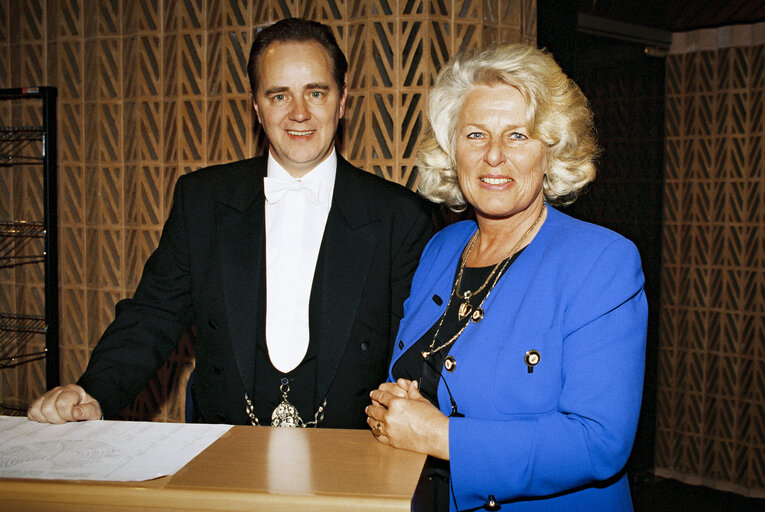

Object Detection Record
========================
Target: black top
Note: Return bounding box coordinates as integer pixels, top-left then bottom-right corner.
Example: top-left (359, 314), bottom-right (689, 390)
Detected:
top-left (392, 250), bottom-right (523, 407)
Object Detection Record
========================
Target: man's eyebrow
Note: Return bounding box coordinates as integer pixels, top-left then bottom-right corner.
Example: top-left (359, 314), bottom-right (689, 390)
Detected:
top-left (263, 86), bottom-right (289, 95)
top-left (263, 84), bottom-right (330, 95)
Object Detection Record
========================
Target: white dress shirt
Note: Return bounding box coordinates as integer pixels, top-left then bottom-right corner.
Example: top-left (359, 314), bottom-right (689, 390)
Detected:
top-left (263, 150), bottom-right (336, 373)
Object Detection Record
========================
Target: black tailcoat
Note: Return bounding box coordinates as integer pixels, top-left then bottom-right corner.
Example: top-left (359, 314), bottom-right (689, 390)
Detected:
top-left (78, 156), bottom-right (433, 428)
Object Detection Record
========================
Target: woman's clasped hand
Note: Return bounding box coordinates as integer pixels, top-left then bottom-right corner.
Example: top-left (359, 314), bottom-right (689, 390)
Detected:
top-left (366, 379), bottom-right (450, 460)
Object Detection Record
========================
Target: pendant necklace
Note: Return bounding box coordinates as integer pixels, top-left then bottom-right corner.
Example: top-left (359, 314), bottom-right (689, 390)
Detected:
top-left (422, 204), bottom-right (546, 360)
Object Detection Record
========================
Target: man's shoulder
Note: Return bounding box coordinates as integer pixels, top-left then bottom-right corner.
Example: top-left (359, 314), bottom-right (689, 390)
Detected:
top-left (179, 157), bottom-right (264, 186)
top-left (337, 159), bottom-right (430, 210)
top-left (172, 158), bottom-right (265, 210)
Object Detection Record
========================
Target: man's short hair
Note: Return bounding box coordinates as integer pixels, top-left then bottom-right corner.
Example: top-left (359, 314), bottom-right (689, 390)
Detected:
top-left (247, 18), bottom-right (348, 95)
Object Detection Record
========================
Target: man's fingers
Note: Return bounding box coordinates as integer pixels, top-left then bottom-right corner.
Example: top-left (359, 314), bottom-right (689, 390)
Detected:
top-left (73, 402), bottom-right (102, 421)
top-left (35, 388), bottom-right (67, 423)
top-left (27, 384), bottom-right (100, 424)
top-left (51, 388), bottom-right (85, 422)
top-left (27, 394), bottom-right (46, 422)
top-left (26, 402), bottom-right (46, 422)
top-left (58, 388), bottom-right (84, 407)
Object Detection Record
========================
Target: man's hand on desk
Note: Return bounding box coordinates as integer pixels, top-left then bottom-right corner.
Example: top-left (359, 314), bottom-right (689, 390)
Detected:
top-left (27, 384), bottom-right (103, 424)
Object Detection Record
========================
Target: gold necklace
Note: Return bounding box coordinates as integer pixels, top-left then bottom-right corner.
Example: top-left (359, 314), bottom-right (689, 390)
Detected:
top-left (421, 204), bottom-right (546, 360)
top-left (455, 204), bottom-right (547, 321)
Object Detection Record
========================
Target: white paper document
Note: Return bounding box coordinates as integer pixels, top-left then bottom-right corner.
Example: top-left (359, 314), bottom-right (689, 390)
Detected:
top-left (0, 415), bottom-right (232, 481)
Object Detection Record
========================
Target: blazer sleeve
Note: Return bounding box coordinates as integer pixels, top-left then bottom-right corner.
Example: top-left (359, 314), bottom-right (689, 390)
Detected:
top-left (448, 237), bottom-right (648, 509)
top-left (77, 176), bottom-right (195, 418)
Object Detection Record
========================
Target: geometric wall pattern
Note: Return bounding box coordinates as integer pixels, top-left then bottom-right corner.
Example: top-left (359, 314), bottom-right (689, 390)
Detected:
top-left (0, 0), bottom-right (536, 422)
top-left (656, 27), bottom-right (765, 496)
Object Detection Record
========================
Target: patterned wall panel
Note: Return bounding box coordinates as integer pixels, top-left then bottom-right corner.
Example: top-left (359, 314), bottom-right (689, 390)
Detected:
top-left (1, 0), bottom-right (536, 421)
top-left (50, 0), bottom-right (88, 387)
top-left (657, 26), bottom-right (765, 496)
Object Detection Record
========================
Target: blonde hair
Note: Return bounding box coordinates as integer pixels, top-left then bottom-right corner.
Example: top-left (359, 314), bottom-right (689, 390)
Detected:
top-left (417, 44), bottom-right (598, 211)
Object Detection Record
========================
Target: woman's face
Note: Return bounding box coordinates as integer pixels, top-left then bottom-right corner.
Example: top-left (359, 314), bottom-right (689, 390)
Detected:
top-left (454, 84), bottom-right (547, 222)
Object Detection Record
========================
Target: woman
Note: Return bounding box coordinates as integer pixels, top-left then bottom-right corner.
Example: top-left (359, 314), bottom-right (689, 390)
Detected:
top-left (365, 44), bottom-right (648, 511)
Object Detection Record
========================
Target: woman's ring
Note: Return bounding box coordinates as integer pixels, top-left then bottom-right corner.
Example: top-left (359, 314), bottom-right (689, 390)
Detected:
top-left (374, 422), bottom-right (384, 435)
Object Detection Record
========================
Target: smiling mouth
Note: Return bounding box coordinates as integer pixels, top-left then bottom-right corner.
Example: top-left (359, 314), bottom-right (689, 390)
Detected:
top-left (481, 177), bottom-right (512, 185)
top-left (287, 130), bottom-right (315, 136)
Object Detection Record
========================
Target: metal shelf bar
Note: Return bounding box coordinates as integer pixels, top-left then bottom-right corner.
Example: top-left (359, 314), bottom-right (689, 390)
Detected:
top-left (42, 86), bottom-right (59, 389)
top-left (0, 314), bottom-right (47, 369)
top-left (0, 220), bottom-right (45, 237)
top-left (0, 403), bottom-right (27, 416)
top-left (0, 126), bottom-right (45, 138)
top-left (0, 86), bottom-right (59, 391)
top-left (0, 221), bottom-right (46, 266)
top-left (0, 125), bottom-right (45, 163)
top-left (0, 351), bottom-right (47, 369)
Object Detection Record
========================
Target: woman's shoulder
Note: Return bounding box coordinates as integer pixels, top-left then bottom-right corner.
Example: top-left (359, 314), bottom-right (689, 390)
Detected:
top-left (537, 207), bottom-right (643, 285)
top-left (417, 220), bottom-right (476, 262)
top-left (544, 206), bottom-right (638, 254)
top-left (437, 219), bottom-right (477, 236)
top-left (430, 220), bottom-right (477, 245)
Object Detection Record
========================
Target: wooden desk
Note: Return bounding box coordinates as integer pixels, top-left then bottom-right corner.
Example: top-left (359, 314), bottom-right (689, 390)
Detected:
top-left (0, 426), bottom-right (426, 512)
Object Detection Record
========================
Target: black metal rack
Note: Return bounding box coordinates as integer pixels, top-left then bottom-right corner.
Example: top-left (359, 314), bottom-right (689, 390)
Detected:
top-left (0, 87), bottom-right (58, 413)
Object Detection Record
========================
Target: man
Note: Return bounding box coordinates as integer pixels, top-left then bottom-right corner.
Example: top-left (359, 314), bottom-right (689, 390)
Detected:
top-left (27, 18), bottom-right (432, 428)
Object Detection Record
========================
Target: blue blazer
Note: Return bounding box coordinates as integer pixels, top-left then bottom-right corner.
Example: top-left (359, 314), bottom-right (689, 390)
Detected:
top-left (389, 206), bottom-right (647, 511)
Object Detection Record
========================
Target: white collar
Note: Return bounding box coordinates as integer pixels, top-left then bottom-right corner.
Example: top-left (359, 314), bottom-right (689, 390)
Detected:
top-left (266, 148), bottom-right (337, 205)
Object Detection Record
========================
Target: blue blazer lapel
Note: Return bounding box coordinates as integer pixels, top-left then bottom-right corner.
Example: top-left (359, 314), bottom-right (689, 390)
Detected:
top-left (216, 158), bottom-right (266, 398)
top-left (388, 223), bottom-right (475, 380)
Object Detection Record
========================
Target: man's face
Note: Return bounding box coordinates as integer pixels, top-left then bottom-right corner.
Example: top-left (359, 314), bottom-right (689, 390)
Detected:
top-left (253, 41), bottom-right (347, 178)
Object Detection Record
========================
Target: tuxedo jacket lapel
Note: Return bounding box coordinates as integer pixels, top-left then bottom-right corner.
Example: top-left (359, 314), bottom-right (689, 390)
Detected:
top-left (313, 157), bottom-right (380, 399)
top-left (216, 159), bottom-right (266, 398)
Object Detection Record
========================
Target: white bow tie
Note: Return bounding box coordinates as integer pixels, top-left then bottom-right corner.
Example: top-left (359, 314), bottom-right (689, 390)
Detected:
top-left (263, 177), bottom-right (321, 204)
